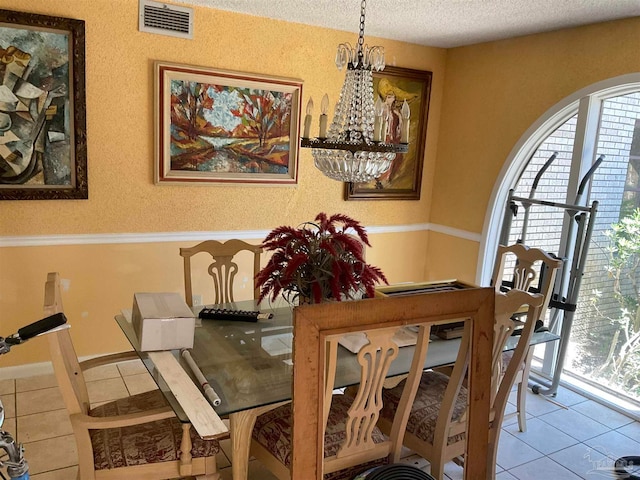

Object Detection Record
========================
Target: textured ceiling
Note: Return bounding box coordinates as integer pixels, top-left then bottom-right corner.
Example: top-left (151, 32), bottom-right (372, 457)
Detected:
top-left (173, 0), bottom-right (640, 48)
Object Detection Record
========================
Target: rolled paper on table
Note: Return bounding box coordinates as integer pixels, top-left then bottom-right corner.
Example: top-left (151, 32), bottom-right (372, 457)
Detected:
top-left (181, 349), bottom-right (221, 406)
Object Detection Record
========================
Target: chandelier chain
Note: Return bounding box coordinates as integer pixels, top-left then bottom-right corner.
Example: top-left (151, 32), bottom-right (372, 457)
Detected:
top-left (358, 0), bottom-right (366, 52)
top-left (300, 0), bottom-right (409, 183)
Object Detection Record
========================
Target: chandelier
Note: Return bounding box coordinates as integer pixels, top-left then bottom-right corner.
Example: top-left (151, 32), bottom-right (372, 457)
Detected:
top-left (300, 0), bottom-right (409, 183)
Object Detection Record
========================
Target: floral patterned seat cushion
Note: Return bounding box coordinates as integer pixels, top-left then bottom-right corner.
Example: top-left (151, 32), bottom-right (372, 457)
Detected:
top-left (88, 389), bottom-right (220, 470)
top-left (381, 371), bottom-right (467, 446)
top-left (501, 350), bottom-right (526, 376)
top-left (252, 393), bottom-right (387, 479)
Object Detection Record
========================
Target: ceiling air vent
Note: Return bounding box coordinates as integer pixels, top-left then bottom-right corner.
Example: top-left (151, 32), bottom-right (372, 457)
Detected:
top-left (139, 0), bottom-right (193, 39)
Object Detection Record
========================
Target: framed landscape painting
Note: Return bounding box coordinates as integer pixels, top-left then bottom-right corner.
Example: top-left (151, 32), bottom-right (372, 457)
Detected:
top-left (0, 9), bottom-right (87, 200)
top-left (345, 66), bottom-right (432, 201)
top-left (155, 62), bottom-right (302, 185)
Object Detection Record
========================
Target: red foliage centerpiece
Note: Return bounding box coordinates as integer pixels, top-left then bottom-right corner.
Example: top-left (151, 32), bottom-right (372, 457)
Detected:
top-left (256, 213), bottom-right (388, 304)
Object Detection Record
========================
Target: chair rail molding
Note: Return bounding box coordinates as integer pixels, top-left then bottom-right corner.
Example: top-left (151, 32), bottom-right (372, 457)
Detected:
top-left (0, 223), bottom-right (454, 247)
top-left (428, 223), bottom-right (482, 243)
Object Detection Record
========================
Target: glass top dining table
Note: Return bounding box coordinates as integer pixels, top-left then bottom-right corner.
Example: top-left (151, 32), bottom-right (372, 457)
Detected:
top-left (115, 298), bottom-right (559, 422)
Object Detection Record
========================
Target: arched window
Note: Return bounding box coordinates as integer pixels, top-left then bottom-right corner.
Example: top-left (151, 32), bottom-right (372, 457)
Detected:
top-left (480, 74), bottom-right (640, 408)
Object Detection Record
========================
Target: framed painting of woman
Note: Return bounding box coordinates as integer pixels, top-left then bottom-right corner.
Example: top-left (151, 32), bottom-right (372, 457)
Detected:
top-left (345, 66), bottom-right (432, 201)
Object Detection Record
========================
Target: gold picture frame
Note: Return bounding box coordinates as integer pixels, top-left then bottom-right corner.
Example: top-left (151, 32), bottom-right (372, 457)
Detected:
top-left (155, 61), bottom-right (302, 186)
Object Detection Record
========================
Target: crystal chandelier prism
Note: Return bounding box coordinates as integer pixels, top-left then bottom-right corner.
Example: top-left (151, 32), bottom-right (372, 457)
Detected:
top-left (300, 0), bottom-right (408, 183)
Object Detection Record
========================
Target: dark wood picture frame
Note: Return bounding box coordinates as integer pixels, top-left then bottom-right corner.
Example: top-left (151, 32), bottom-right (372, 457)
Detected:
top-left (345, 66), bottom-right (432, 201)
top-left (0, 9), bottom-right (87, 200)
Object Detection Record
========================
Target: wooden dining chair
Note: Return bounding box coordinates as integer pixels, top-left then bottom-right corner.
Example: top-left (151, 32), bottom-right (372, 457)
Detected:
top-left (491, 242), bottom-right (562, 431)
top-left (180, 239), bottom-right (263, 306)
top-left (249, 319), bottom-right (432, 479)
top-left (377, 289), bottom-right (544, 480)
top-left (44, 272), bottom-right (222, 480)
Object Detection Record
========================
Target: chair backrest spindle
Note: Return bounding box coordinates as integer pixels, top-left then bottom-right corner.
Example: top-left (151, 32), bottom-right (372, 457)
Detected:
top-left (491, 243), bottom-right (562, 321)
top-left (318, 319), bottom-right (436, 475)
top-left (491, 291), bottom-right (543, 401)
top-left (334, 328), bottom-right (400, 458)
top-left (180, 239), bottom-right (263, 306)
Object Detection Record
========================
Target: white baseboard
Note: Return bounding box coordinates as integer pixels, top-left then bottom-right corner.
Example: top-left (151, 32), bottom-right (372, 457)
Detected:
top-left (0, 361), bottom-right (54, 380)
top-left (0, 353), bottom-right (127, 380)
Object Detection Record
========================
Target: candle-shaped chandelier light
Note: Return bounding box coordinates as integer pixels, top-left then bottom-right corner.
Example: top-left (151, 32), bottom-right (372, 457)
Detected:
top-left (300, 0), bottom-right (409, 183)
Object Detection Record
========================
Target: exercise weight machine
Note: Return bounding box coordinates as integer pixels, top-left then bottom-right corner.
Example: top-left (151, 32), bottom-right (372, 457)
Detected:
top-left (498, 153), bottom-right (603, 397)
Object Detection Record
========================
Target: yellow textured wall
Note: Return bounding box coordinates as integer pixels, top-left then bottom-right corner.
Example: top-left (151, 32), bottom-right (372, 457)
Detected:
top-left (0, 0), bottom-right (445, 235)
top-left (0, 230), bottom-right (429, 367)
top-left (428, 17), bottom-right (640, 279)
top-left (0, 0), bottom-right (444, 367)
top-left (426, 232), bottom-right (478, 285)
top-left (6, 1), bottom-right (638, 370)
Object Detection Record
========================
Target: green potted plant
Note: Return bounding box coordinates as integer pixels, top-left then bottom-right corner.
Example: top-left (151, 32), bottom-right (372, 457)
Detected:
top-left (256, 213), bottom-right (388, 304)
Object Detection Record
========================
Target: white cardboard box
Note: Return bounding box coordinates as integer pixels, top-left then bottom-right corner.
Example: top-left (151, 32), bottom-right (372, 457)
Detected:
top-left (132, 292), bottom-right (195, 351)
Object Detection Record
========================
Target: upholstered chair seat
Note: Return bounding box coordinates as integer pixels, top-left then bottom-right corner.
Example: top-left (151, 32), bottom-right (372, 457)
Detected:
top-left (88, 389), bottom-right (220, 470)
top-left (381, 371), bottom-right (467, 446)
top-left (45, 272), bottom-right (223, 479)
top-left (501, 350), bottom-right (523, 375)
top-left (252, 393), bottom-right (387, 479)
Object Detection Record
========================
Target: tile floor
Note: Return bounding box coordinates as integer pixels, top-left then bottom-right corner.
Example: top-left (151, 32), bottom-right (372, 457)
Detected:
top-left (0, 359), bottom-right (638, 479)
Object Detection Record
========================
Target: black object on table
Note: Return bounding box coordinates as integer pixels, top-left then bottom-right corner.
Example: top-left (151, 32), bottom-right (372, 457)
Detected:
top-left (198, 307), bottom-right (273, 322)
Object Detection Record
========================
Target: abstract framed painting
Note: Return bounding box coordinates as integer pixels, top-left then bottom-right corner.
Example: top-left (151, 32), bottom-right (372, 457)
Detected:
top-left (155, 61), bottom-right (302, 186)
top-left (345, 66), bottom-right (432, 201)
top-left (0, 9), bottom-right (87, 200)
